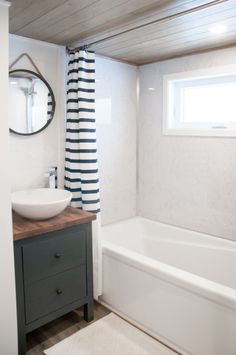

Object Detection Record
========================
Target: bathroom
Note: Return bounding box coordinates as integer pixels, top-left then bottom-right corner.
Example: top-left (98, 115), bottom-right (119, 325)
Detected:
top-left (1, 0), bottom-right (236, 354)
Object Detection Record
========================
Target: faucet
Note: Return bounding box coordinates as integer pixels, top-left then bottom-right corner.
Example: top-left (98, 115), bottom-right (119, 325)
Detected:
top-left (47, 167), bottom-right (58, 188)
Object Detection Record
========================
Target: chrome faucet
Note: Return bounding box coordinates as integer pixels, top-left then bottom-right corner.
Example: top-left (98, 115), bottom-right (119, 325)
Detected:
top-left (47, 167), bottom-right (58, 188)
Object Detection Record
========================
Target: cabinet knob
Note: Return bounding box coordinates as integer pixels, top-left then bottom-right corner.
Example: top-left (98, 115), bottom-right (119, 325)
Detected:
top-left (56, 288), bottom-right (62, 295)
top-left (55, 253), bottom-right (62, 258)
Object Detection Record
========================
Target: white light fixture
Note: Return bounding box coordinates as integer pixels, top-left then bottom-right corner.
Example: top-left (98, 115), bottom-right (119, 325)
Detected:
top-left (10, 81), bottom-right (17, 85)
top-left (209, 25), bottom-right (227, 35)
top-left (148, 87), bottom-right (156, 91)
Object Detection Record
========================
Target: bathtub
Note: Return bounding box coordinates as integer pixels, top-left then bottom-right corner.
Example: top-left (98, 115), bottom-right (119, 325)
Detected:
top-left (100, 217), bottom-right (236, 355)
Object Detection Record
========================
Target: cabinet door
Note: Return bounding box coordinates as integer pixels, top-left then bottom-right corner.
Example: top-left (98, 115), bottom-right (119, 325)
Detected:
top-left (23, 225), bottom-right (86, 283)
top-left (25, 265), bottom-right (87, 323)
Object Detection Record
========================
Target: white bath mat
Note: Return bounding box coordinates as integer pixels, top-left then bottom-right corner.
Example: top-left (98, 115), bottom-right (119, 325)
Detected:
top-left (44, 313), bottom-right (175, 355)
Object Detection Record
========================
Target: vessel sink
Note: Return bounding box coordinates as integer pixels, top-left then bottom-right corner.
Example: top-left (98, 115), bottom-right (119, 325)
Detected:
top-left (11, 188), bottom-right (72, 220)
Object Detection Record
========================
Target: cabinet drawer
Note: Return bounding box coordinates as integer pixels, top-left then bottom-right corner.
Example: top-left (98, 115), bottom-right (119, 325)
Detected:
top-left (23, 226), bottom-right (86, 283)
top-left (25, 265), bottom-right (87, 324)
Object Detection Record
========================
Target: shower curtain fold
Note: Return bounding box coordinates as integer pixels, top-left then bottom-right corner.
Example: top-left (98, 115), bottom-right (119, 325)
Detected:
top-left (64, 49), bottom-right (102, 299)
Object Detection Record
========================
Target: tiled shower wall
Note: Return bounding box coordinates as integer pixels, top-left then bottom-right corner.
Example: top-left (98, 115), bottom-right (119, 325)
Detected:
top-left (96, 57), bottom-right (137, 225)
top-left (10, 34), bottom-right (236, 239)
top-left (137, 46), bottom-right (236, 242)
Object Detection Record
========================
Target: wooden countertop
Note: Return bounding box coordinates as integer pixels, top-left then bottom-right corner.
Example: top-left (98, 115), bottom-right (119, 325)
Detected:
top-left (13, 206), bottom-right (96, 241)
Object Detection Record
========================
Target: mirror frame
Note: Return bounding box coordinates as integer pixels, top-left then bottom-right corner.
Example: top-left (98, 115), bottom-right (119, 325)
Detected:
top-left (9, 69), bottom-right (56, 136)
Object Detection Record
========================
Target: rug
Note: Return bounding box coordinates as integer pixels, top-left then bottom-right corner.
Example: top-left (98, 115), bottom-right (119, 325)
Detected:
top-left (44, 313), bottom-right (175, 355)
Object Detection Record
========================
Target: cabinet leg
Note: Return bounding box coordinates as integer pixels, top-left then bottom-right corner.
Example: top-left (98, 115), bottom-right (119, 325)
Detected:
top-left (18, 334), bottom-right (26, 355)
top-left (84, 301), bottom-right (94, 322)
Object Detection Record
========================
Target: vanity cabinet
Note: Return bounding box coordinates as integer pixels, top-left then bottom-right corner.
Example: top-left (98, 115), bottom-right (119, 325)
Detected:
top-left (13, 207), bottom-right (96, 355)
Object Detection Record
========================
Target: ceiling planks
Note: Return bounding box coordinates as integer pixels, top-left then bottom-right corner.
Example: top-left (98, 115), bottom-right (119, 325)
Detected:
top-left (10, 0), bottom-right (164, 41)
top-left (10, 0), bottom-right (68, 31)
top-left (9, 0), bottom-right (236, 65)
top-left (89, 2), bottom-right (236, 52)
top-left (46, 0), bottom-right (208, 45)
top-left (97, 12), bottom-right (236, 59)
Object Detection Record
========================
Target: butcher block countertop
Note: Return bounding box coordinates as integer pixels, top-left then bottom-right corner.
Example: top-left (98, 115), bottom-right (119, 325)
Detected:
top-left (13, 206), bottom-right (96, 241)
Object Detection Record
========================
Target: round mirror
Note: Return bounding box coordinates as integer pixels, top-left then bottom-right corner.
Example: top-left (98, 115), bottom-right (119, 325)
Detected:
top-left (9, 69), bottom-right (56, 136)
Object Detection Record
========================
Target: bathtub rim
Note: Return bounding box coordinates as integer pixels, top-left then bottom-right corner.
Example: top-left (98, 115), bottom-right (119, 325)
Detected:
top-left (102, 241), bottom-right (236, 312)
top-left (102, 216), bottom-right (236, 248)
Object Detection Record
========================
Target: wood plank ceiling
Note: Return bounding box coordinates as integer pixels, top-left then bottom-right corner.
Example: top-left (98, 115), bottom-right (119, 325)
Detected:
top-left (9, 0), bottom-right (236, 65)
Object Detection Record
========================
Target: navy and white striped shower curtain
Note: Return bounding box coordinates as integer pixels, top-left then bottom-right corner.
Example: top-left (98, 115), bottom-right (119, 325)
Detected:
top-left (64, 49), bottom-right (102, 298)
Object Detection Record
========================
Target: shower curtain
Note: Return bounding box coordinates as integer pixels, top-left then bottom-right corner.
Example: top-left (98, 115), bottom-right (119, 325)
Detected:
top-left (64, 49), bottom-right (102, 299)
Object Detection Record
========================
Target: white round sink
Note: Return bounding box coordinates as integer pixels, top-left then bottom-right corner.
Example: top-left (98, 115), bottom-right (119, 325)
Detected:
top-left (12, 188), bottom-right (72, 220)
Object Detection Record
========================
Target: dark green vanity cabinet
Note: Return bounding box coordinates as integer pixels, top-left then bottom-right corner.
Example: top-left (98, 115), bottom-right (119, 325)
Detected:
top-left (13, 208), bottom-right (95, 355)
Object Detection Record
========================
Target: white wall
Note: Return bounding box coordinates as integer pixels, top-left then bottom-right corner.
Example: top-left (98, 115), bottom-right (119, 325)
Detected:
top-left (138, 46), bottom-right (236, 242)
top-left (9, 35), bottom-right (137, 225)
top-left (9, 36), bottom-right (236, 240)
top-left (0, 3), bottom-right (18, 354)
top-left (9, 35), bottom-right (66, 190)
top-left (96, 56), bottom-right (137, 225)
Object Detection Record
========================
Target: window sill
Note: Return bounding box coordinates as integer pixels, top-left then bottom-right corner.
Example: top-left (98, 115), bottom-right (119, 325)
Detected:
top-left (162, 128), bottom-right (236, 137)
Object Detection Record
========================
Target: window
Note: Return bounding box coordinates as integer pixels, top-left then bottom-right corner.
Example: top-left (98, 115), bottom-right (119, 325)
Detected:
top-left (163, 66), bottom-right (236, 137)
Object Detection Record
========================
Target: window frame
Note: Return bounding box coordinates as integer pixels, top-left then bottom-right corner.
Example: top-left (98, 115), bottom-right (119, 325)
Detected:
top-left (163, 65), bottom-right (236, 137)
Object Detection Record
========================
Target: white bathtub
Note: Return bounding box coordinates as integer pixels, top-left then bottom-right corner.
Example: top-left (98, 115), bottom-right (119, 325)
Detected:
top-left (100, 217), bottom-right (236, 355)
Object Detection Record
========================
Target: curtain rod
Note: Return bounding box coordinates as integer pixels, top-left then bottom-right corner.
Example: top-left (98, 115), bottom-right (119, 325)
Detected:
top-left (66, 0), bottom-right (229, 54)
